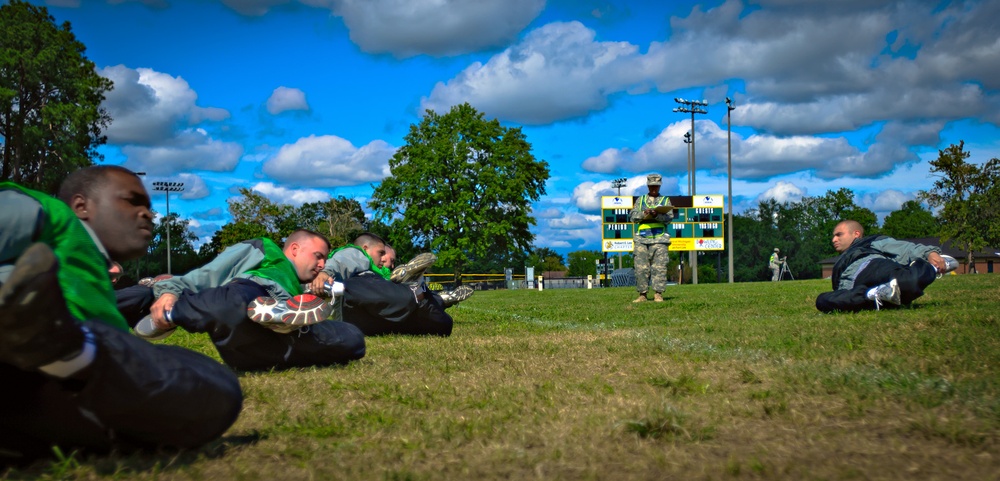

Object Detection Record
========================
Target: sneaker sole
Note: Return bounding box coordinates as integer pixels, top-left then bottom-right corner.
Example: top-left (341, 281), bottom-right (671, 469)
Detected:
top-left (283, 294), bottom-right (332, 326)
top-left (390, 253), bottom-right (437, 283)
top-left (247, 296), bottom-right (280, 323)
top-left (248, 295), bottom-right (332, 331)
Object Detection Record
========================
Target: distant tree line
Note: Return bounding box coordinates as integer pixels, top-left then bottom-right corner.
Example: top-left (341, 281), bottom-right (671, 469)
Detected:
top-left (5, 3), bottom-right (996, 285)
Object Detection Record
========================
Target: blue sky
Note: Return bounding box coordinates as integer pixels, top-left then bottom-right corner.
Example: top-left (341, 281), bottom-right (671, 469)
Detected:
top-left (28, 0), bottom-right (1000, 254)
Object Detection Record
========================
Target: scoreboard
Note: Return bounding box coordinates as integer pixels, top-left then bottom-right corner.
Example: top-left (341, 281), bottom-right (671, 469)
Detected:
top-left (600, 194), bottom-right (725, 253)
top-left (667, 194), bottom-right (725, 251)
top-left (600, 196), bottom-right (634, 252)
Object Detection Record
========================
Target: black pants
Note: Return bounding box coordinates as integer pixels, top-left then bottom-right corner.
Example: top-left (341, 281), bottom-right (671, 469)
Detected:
top-left (342, 275), bottom-right (452, 336)
top-left (816, 258), bottom-right (938, 313)
top-left (116, 280), bottom-right (366, 371)
top-left (0, 321), bottom-right (242, 461)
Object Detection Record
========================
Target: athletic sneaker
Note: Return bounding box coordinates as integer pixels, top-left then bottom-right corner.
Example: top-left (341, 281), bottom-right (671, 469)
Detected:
top-left (390, 252), bottom-right (437, 283)
top-left (870, 278), bottom-right (901, 310)
top-left (940, 254), bottom-right (960, 275)
top-left (439, 285), bottom-right (474, 308)
top-left (134, 311), bottom-right (177, 341)
top-left (0, 243), bottom-right (85, 370)
top-left (247, 294), bottom-right (333, 334)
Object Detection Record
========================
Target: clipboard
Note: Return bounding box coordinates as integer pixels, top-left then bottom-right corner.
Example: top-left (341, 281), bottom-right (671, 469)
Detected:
top-left (653, 205), bottom-right (673, 214)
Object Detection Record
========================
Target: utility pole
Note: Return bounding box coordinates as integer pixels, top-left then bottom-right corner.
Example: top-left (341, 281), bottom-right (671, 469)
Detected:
top-left (673, 98), bottom-right (708, 284)
top-left (726, 97), bottom-right (735, 283)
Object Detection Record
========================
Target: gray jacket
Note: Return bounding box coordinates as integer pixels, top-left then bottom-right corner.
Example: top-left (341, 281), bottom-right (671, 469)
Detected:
top-left (152, 239), bottom-right (299, 301)
top-left (835, 236), bottom-right (940, 290)
top-left (322, 246), bottom-right (374, 281)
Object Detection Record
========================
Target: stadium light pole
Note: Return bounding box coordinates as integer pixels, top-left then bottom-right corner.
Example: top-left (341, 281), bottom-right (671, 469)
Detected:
top-left (152, 181), bottom-right (184, 275)
top-left (682, 131), bottom-right (692, 196)
top-left (725, 97), bottom-right (735, 284)
top-left (611, 177), bottom-right (627, 196)
top-left (674, 98), bottom-right (708, 284)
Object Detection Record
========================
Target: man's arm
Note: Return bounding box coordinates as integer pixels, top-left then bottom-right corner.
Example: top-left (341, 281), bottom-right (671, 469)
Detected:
top-left (147, 241), bottom-right (266, 327)
top-left (872, 237), bottom-right (942, 268)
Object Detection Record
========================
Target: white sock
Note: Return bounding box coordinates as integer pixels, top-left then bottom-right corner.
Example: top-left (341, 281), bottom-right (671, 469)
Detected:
top-left (38, 326), bottom-right (96, 379)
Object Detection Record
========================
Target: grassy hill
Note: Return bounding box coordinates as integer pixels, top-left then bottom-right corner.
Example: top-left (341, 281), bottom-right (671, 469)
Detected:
top-left (6, 275), bottom-right (999, 480)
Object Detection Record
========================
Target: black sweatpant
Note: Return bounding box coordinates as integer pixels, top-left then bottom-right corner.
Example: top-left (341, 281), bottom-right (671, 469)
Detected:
top-left (816, 258), bottom-right (938, 313)
top-left (342, 275), bottom-right (453, 336)
top-left (116, 280), bottom-right (366, 371)
top-left (0, 321), bottom-right (242, 461)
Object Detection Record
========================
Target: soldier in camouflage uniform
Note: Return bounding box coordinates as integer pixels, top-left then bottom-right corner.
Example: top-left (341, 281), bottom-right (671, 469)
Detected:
top-left (630, 173), bottom-right (672, 302)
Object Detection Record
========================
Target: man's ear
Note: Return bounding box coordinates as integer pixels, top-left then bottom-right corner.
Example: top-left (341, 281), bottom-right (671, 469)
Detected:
top-left (68, 194), bottom-right (90, 220)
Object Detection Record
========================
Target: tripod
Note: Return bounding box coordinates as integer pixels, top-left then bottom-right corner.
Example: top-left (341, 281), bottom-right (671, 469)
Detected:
top-left (779, 260), bottom-right (795, 280)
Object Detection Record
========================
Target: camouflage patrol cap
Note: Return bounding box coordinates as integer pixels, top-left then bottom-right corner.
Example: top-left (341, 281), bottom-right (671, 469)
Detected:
top-left (774, 247), bottom-right (780, 252)
top-left (646, 173), bottom-right (662, 186)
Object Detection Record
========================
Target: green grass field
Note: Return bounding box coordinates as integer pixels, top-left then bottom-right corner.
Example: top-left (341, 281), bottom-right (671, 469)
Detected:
top-left (6, 275), bottom-right (999, 480)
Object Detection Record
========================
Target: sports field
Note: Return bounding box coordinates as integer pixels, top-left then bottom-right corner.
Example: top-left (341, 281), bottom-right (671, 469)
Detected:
top-left (6, 275), bottom-right (999, 480)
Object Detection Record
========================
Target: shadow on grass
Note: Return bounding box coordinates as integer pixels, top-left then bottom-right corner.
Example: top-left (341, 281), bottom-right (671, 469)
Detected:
top-left (1, 431), bottom-right (264, 479)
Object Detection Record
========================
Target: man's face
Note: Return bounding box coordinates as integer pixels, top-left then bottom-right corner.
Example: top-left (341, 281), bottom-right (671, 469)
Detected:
top-left (648, 184), bottom-right (661, 196)
top-left (381, 247), bottom-right (397, 270)
top-left (288, 236), bottom-right (330, 282)
top-left (79, 171), bottom-right (154, 262)
top-left (363, 241), bottom-right (387, 268)
top-left (831, 223), bottom-right (860, 253)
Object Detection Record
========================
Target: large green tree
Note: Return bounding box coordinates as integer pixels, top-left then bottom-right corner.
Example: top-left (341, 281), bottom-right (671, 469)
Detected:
top-left (919, 141), bottom-right (1000, 269)
top-left (881, 200), bottom-right (939, 239)
top-left (0, 0), bottom-right (113, 193)
top-left (567, 250), bottom-right (603, 277)
top-left (203, 188), bottom-right (369, 258)
top-left (370, 103), bottom-right (549, 284)
top-left (525, 247), bottom-right (566, 273)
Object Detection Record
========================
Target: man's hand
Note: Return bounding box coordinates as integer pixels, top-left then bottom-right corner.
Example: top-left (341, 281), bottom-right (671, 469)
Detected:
top-left (310, 271), bottom-right (332, 295)
top-left (149, 292), bottom-right (178, 330)
top-left (926, 252), bottom-right (947, 273)
top-left (643, 208), bottom-right (656, 218)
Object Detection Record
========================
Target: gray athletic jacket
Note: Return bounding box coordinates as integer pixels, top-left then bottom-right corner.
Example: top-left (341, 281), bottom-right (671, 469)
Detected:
top-left (152, 238), bottom-right (302, 302)
top-left (835, 236), bottom-right (940, 290)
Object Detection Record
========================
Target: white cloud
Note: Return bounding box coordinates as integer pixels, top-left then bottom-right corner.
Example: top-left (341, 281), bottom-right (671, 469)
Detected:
top-left (99, 65), bottom-right (244, 176)
top-left (757, 181), bottom-right (805, 204)
top-left (250, 181), bottom-right (331, 206)
top-left (218, 0), bottom-right (542, 57)
top-left (262, 135), bottom-right (395, 187)
top-left (421, 21), bottom-right (642, 124)
top-left (122, 129), bottom-right (244, 175)
top-left (570, 175), bottom-right (680, 214)
top-left (334, 0), bottom-right (544, 58)
top-left (865, 189), bottom-right (913, 213)
top-left (266, 87), bottom-right (309, 115)
top-left (100, 65), bottom-right (230, 145)
top-left (535, 208), bottom-right (563, 219)
top-left (548, 212), bottom-right (597, 230)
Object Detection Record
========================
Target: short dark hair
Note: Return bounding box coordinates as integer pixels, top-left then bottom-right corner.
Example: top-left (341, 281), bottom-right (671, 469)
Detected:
top-left (285, 229), bottom-right (331, 251)
top-left (353, 232), bottom-right (386, 247)
top-left (57, 165), bottom-right (141, 204)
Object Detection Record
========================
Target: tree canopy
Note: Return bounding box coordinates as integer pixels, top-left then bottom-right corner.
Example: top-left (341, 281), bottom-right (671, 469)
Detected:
top-left (881, 200), bottom-right (939, 239)
top-left (919, 141), bottom-right (1000, 268)
top-left (370, 103), bottom-right (549, 284)
top-left (203, 188), bottom-right (366, 257)
top-left (0, 0), bottom-right (113, 194)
